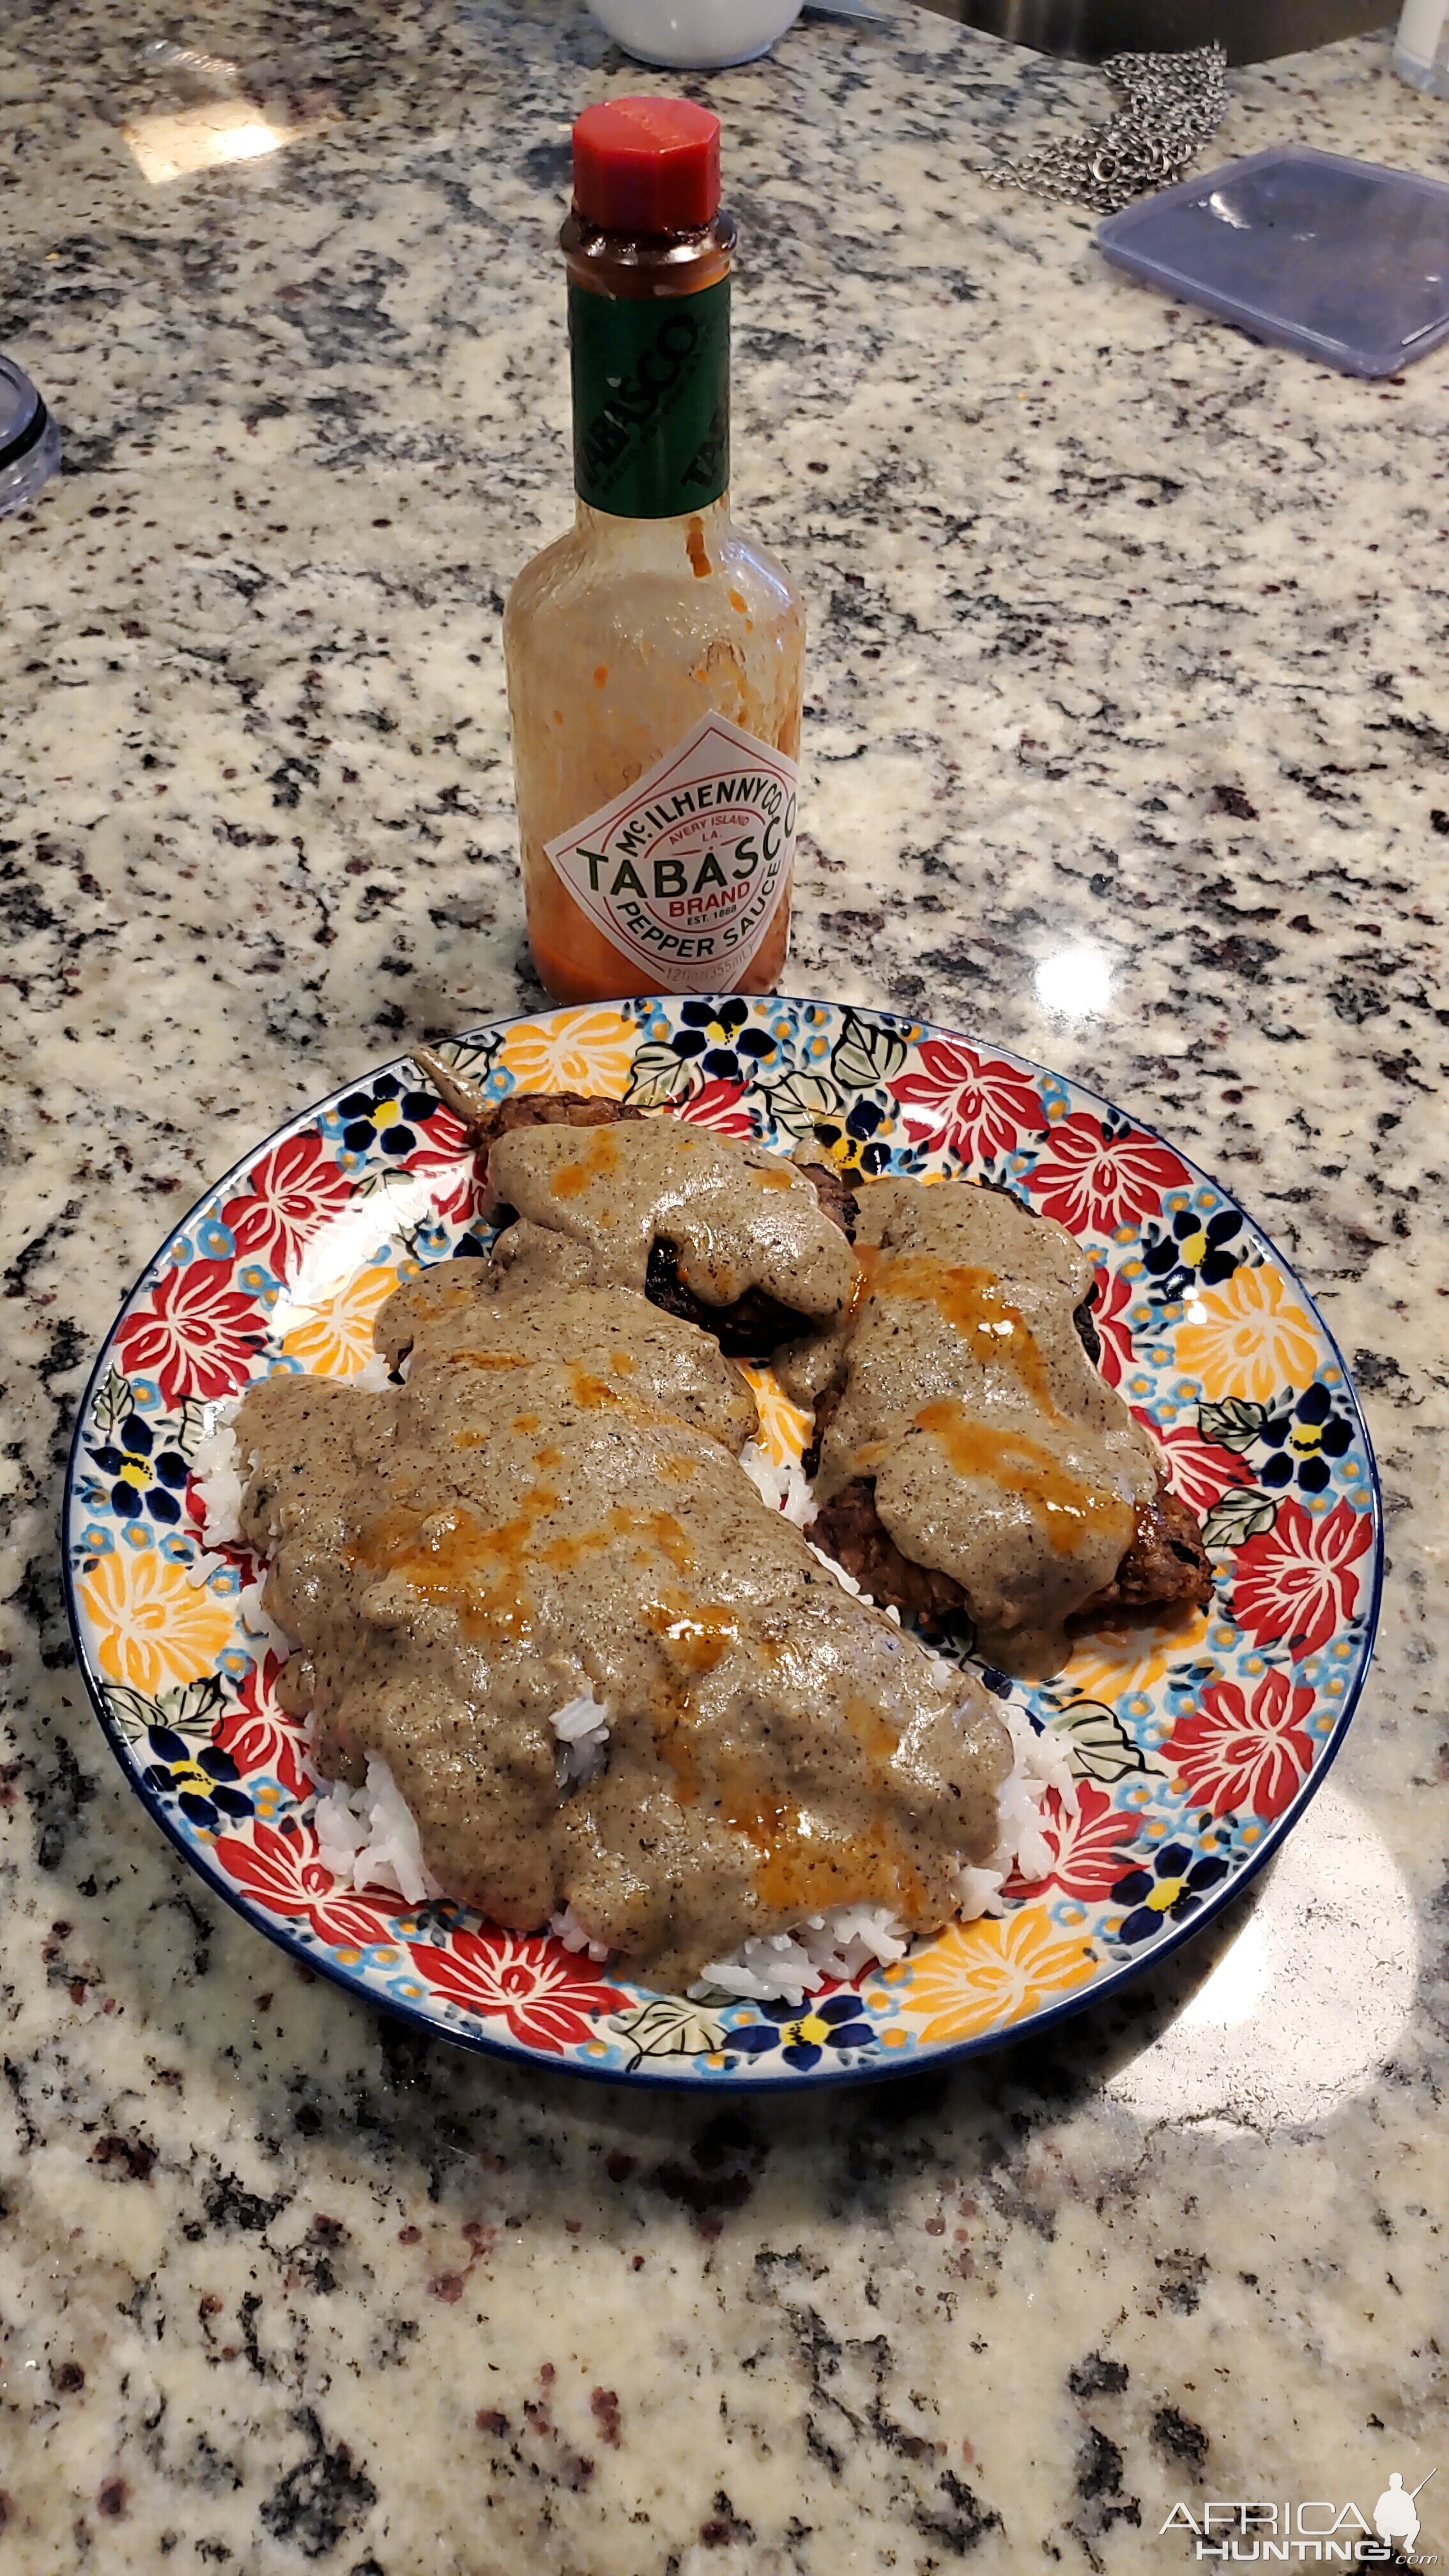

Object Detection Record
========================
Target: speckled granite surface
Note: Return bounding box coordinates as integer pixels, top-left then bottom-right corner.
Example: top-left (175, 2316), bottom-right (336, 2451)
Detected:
top-left (0, 4), bottom-right (1445, 2569)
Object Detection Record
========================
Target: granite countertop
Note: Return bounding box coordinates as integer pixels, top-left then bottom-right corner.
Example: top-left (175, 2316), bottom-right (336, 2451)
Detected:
top-left (1, 2), bottom-right (1445, 2568)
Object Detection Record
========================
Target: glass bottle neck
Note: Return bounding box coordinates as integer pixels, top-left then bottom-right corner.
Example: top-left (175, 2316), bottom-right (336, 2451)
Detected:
top-left (561, 211), bottom-right (734, 301)
top-left (563, 215), bottom-right (733, 525)
top-left (570, 491), bottom-right (733, 565)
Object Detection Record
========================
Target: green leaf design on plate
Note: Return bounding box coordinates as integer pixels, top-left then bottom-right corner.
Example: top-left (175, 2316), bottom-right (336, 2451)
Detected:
top-left (175, 1393), bottom-right (213, 1461)
top-left (831, 1010), bottom-right (909, 1094)
top-left (108, 1675), bottom-right (227, 1757)
top-left (349, 1169), bottom-right (438, 1259)
top-left (427, 1038), bottom-right (500, 1087)
top-left (1197, 1395), bottom-right (1271, 1453)
top-left (608, 1995), bottom-right (726, 2070)
top-left (1052, 1700), bottom-right (1162, 1785)
top-left (1200, 1485), bottom-right (1278, 1551)
top-left (103, 1683), bottom-right (160, 1742)
top-left (155, 1675), bottom-right (227, 1742)
top-left (756, 1066), bottom-right (840, 1140)
top-left (92, 1369), bottom-right (130, 1440)
top-left (624, 1039), bottom-right (700, 1110)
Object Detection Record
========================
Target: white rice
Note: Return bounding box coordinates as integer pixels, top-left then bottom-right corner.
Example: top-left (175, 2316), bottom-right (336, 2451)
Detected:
top-left (313, 1755), bottom-right (443, 1905)
top-left (190, 1417), bottom-right (296, 1657)
top-left (188, 1369), bottom-right (1076, 1999)
top-left (992, 1700), bottom-right (1070, 1883)
top-left (549, 1689), bottom-right (610, 1788)
top-left (696, 1907), bottom-right (913, 2007)
top-left (236, 1577), bottom-right (294, 1662)
top-left (190, 1406), bottom-right (247, 1548)
top-left (549, 1903), bottom-right (611, 1963)
top-left (739, 1438), bottom-right (815, 1529)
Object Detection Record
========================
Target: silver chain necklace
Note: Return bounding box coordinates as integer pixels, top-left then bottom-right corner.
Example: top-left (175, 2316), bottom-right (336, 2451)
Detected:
top-left (985, 44), bottom-right (1230, 214)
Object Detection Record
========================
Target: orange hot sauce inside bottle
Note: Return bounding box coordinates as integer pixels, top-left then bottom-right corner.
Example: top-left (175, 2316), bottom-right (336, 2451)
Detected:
top-left (503, 97), bottom-right (805, 1005)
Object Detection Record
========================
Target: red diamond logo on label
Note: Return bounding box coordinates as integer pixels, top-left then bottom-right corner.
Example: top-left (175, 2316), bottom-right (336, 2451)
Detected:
top-left (543, 712), bottom-right (798, 993)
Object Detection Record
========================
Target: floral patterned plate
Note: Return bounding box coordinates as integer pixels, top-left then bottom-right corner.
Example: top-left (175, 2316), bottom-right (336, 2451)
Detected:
top-left (63, 998), bottom-right (1381, 2089)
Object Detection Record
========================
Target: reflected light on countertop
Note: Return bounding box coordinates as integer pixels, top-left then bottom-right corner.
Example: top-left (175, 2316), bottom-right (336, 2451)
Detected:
top-left (1033, 946), bottom-right (1115, 1021)
top-left (1174, 1906), bottom-right (1275, 2030)
top-left (1107, 1780), bottom-right (1416, 2130)
top-left (123, 96), bottom-right (339, 185)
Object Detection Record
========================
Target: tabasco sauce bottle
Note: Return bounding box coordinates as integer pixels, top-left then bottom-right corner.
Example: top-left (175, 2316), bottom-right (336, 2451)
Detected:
top-left (503, 97), bottom-right (805, 1004)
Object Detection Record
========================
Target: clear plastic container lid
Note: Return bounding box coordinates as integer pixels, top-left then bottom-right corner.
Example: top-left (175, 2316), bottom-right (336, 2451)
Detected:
top-left (0, 355), bottom-right (61, 518)
top-left (1098, 146), bottom-right (1449, 379)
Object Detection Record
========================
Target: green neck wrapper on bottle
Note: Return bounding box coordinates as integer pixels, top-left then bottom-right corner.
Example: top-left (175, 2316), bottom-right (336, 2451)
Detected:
top-left (569, 277), bottom-right (730, 519)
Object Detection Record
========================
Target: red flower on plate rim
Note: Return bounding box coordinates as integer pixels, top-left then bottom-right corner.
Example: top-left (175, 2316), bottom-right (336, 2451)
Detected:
top-left (1163, 1667), bottom-right (1317, 1821)
top-left (116, 1259), bottom-right (266, 1407)
top-left (892, 1038), bottom-right (1046, 1164)
top-left (222, 1129), bottom-right (353, 1280)
top-left (215, 1819), bottom-right (408, 1949)
top-left (398, 1101), bottom-right (472, 1172)
top-left (1002, 1781), bottom-right (1136, 1904)
top-left (671, 1077), bottom-right (756, 1137)
top-left (417, 1156), bottom-right (477, 1230)
top-left (408, 1929), bottom-right (629, 2053)
top-left (1090, 1262), bottom-right (1138, 1388)
top-left (1144, 1417), bottom-right (1253, 1518)
top-left (213, 1655), bottom-right (312, 1800)
top-left (1230, 1497), bottom-right (1374, 1658)
top-left (1029, 1112), bottom-right (1192, 1239)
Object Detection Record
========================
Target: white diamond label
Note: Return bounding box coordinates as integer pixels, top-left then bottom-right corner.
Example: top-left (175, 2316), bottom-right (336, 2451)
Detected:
top-left (543, 712), bottom-right (797, 992)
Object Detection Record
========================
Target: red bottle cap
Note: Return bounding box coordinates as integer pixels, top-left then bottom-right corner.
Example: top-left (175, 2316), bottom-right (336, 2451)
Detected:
top-left (572, 97), bottom-right (721, 234)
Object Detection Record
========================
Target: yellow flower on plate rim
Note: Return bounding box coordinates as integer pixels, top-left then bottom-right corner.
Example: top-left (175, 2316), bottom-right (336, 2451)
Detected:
top-left (81, 1545), bottom-right (236, 1697)
top-left (497, 1008), bottom-right (635, 1099)
top-left (1174, 1262), bottom-right (1318, 1406)
top-left (739, 1365), bottom-right (811, 1470)
top-left (877, 1906), bottom-right (1100, 2046)
top-left (1064, 1603), bottom-right (1211, 1706)
top-left (281, 1261), bottom-right (405, 1377)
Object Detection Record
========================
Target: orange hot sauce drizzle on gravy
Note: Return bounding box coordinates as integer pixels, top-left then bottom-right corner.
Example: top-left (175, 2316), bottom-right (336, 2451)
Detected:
top-left (353, 1489), bottom-right (570, 1640)
top-left (549, 1130), bottom-right (622, 1199)
top-left (357, 1430), bottom-right (939, 1923)
top-left (914, 1399), bottom-right (1131, 1556)
top-left (355, 1489), bottom-right (696, 1637)
top-left (720, 1685), bottom-right (921, 1920)
top-left (749, 1814), bottom-right (928, 1919)
top-left (873, 1252), bottom-right (1064, 1420)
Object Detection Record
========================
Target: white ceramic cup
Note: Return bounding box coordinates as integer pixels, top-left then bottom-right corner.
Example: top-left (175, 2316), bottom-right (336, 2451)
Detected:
top-left (585, 0), bottom-right (804, 70)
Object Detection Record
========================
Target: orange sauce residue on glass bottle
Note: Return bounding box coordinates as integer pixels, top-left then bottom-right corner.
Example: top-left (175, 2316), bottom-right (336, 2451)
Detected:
top-left (503, 97), bottom-right (804, 1005)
